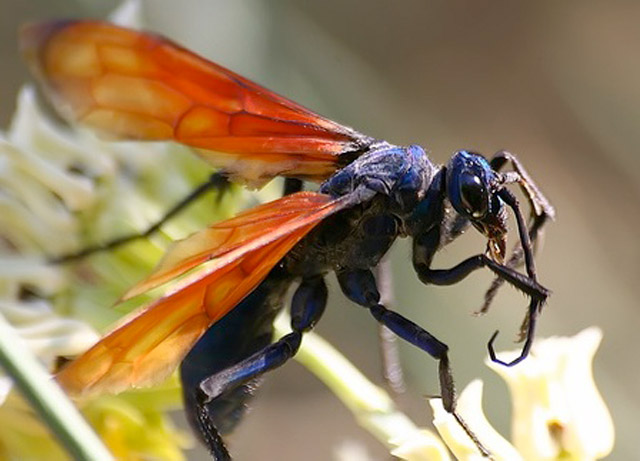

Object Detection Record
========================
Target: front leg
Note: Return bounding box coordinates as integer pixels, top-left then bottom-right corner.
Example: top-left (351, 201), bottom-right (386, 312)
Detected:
top-left (413, 226), bottom-right (548, 301)
top-left (412, 218), bottom-right (548, 368)
top-left (336, 268), bottom-right (490, 457)
top-left (481, 151), bottom-right (556, 312)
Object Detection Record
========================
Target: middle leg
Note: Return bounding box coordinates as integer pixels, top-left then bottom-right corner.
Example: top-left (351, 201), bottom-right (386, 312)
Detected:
top-left (336, 268), bottom-right (491, 457)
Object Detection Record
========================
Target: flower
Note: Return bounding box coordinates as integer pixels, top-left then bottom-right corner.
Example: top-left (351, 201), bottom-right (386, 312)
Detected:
top-left (429, 328), bottom-right (614, 461)
top-left (0, 82), bottom-right (198, 461)
top-left (487, 327), bottom-right (614, 461)
top-left (430, 380), bottom-right (524, 461)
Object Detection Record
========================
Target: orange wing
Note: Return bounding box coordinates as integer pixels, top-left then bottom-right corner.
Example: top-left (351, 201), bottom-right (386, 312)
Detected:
top-left (21, 20), bottom-right (373, 185)
top-left (57, 192), bottom-right (350, 396)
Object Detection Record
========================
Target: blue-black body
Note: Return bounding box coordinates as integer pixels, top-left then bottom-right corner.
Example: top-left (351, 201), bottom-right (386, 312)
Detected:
top-left (181, 143), bottom-right (554, 458)
top-left (183, 143), bottom-right (437, 440)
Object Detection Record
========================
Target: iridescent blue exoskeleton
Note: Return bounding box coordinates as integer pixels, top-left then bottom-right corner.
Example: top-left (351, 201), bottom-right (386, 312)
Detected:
top-left (183, 143), bottom-right (554, 459)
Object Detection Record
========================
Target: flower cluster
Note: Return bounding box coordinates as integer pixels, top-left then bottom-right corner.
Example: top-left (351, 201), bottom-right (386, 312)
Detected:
top-left (0, 2), bottom-right (232, 455)
top-left (0, 84), bottom-right (199, 461)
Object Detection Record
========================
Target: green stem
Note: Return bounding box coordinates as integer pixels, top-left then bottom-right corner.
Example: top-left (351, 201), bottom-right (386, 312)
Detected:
top-left (0, 313), bottom-right (113, 461)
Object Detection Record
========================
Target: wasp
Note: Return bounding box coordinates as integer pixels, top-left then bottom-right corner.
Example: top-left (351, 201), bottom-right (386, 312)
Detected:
top-left (21, 20), bottom-right (554, 459)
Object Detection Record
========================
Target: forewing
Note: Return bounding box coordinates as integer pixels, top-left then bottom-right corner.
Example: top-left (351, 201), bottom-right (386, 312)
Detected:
top-left (21, 20), bottom-right (372, 185)
top-left (56, 192), bottom-right (349, 396)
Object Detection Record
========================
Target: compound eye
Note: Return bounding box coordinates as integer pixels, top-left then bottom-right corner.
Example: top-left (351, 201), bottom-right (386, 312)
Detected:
top-left (459, 173), bottom-right (489, 218)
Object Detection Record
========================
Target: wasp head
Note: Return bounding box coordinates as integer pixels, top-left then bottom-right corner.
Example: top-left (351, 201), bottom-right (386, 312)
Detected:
top-left (446, 151), bottom-right (508, 262)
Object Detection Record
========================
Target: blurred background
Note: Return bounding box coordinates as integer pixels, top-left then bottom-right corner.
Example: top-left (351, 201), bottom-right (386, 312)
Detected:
top-left (1, 0), bottom-right (638, 459)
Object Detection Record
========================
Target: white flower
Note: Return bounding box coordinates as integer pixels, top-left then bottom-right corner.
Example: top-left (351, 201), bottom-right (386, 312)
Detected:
top-left (428, 328), bottom-right (614, 461)
top-left (487, 327), bottom-right (614, 461)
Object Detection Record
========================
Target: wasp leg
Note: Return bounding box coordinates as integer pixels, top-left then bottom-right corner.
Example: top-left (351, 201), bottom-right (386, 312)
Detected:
top-left (487, 189), bottom-right (546, 365)
top-left (53, 176), bottom-right (302, 264)
top-left (414, 188), bottom-right (549, 366)
top-left (480, 151), bottom-right (555, 313)
top-left (490, 150), bottom-right (555, 222)
top-left (413, 226), bottom-right (548, 301)
top-left (194, 275), bottom-right (327, 459)
top-left (414, 200), bottom-right (547, 366)
top-left (180, 268), bottom-right (292, 457)
top-left (336, 268), bottom-right (491, 458)
top-left (488, 297), bottom-right (542, 366)
top-left (50, 172), bottom-right (232, 264)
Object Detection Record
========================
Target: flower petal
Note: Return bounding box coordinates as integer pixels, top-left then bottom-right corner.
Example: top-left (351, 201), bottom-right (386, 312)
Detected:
top-left (487, 327), bottom-right (614, 460)
top-left (430, 380), bottom-right (523, 461)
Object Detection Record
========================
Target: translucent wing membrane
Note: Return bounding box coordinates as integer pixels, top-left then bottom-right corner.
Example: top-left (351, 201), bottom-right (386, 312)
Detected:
top-left (21, 20), bottom-right (372, 185)
top-left (56, 192), bottom-right (349, 395)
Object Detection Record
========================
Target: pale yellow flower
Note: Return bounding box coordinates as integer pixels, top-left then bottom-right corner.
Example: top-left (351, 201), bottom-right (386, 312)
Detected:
top-left (427, 328), bottom-right (613, 461)
top-left (487, 327), bottom-right (614, 461)
top-left (0, 84), bottom-right (196, 461)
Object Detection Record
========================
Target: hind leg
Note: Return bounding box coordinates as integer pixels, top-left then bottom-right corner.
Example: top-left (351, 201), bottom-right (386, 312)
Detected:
top-left (180, 270), bottom-right (290, 442)
top-left (186, 275), bottom-right (327, 459)
top-left (337, 267), bottom-right (491, 457)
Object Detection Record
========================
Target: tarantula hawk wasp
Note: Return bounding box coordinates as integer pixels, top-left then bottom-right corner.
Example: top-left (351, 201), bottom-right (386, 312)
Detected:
top-left (21, 20), bottom-right (554, 459)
